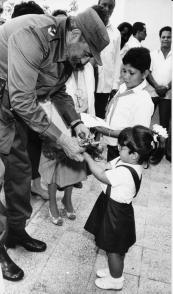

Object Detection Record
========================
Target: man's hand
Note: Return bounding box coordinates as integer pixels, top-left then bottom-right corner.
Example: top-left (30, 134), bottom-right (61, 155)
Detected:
top-left (58, 134), bottom-right (85, 162)
top-left (74, 123), bottom-right (90, 139)
top-left (155, 85), bottom-right (168, 97)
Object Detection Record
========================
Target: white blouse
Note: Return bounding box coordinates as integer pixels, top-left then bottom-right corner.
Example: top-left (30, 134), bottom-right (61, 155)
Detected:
top-left (101, 157), bottom-right (142, 204)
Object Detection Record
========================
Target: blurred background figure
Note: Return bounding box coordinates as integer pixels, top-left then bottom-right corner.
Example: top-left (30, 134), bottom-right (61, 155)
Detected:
top-left (117, 21), bottom-right (132, 49)
top-left (95, 0), bottom-right (121, 119)
top-left (1, 1), bottom-right (13, 20)
top-left (0, 6), bottom-right (5, 25)
top-left (147, 26), bottom-right (172, 162)
top-left (40, 0), bottom-right (51, 14)
top-left (52, 9), bottom-right (67, 17)
top-left (11, 0), bottom-right (44, 18)
top-left (121, 22), bottom-right (147, 58)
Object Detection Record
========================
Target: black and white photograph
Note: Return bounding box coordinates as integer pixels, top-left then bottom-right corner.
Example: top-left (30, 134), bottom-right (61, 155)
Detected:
top-left (0, 0), bottom-right (171, 293)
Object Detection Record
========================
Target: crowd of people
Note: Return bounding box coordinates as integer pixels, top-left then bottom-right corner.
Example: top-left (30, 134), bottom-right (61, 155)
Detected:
top-left (0, 0), bottom-right (171, 291)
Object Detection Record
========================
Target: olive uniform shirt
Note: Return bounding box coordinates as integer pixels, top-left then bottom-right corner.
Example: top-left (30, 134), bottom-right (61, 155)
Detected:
top-left (0, 14), bottom-right (80, 154)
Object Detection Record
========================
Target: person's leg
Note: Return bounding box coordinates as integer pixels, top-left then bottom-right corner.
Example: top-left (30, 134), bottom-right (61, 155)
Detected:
top-left (158, 99), bottom-right (171, 131)
top-left (107, 252), bottom-right (125, 278)
top-left (62, 186), bottom-right (76, 220)
top-left (158, 99), bottom-right (171, 158)
top-left (27, 128), bottom-right (41, 180)
top-left (27, 128), bottom-right (49, 199)
top-left (95, 252), bottom-right (125, 290)
top-left (165, 119), bottom-right (171, 162)
top-left (3, 119), bottom-right (32, 231)
top-left (48, 183), bottom-right (63, 225)
top-left (95, 93), bottom-right (110, 119)
top-left (3, 119), bottom-right (46, 252)
top-left (0, 181), bottom-right (24, 282)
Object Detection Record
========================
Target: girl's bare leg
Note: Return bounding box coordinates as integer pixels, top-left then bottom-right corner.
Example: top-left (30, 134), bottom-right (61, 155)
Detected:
top-left (62, 185), bottom-right (74, 212)
top-left (48, 183), bottom-right (60, 218)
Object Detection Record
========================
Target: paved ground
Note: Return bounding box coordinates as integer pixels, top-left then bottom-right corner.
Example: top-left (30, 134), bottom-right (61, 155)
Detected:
top-left (2, 112), bottom-right (172, 294)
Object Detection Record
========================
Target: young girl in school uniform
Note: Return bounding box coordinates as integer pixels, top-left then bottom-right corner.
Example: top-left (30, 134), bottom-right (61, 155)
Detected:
top-left (83, 124), bottom-right (167, 290)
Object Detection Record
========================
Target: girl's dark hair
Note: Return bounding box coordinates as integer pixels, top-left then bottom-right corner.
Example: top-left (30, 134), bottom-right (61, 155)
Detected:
top-left (118, 125), bottom-right (165, 166)
top-left (122, 47), bottom-right (151, 73)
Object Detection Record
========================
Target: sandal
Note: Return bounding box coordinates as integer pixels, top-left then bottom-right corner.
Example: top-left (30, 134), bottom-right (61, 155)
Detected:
top-left (60, 202), bottom-right (76, 220)
top-left (66, 211), bottom-right (76, 220)
top-left (49, 209), bottom-right (63, 226)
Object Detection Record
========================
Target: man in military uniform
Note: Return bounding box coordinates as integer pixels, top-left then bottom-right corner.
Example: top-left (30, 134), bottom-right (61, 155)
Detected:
top-left (0, 6), bottom-right (109, 281)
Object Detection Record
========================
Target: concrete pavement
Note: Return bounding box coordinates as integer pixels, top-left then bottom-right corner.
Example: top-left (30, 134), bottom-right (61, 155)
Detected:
top-left (2, 153), bottom-right (171, 294)
top-left (1, 109), bottom-right (172, 294)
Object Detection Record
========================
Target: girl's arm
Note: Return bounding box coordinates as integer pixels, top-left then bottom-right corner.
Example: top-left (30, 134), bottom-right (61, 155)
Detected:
top-left (83, 152), bottom-right (111, 185)
top-left (95, 126), bottom-right (121, 138)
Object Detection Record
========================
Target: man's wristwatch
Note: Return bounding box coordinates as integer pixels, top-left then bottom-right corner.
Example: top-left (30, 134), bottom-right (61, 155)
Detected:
top-left (71, 120), bottom-right (84, 130)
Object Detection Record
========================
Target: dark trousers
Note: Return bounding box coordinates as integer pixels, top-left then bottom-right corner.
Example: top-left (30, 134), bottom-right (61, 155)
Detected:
top-left (152, 97), bottom-right (171, 157)
top-left (27, 128), bottom-right (42, 180)
top-left (95, 93), bottom-right (110, 119)
top-left (2, 118), bottom-right (32, 230)
top-left (152, 97), bottom-right (171, 131)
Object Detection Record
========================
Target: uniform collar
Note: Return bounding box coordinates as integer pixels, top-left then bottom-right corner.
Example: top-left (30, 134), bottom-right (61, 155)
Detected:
top-left (132, 79), bottom-right (147, 92)
top-left (120, 79), bottom-right (147, 94)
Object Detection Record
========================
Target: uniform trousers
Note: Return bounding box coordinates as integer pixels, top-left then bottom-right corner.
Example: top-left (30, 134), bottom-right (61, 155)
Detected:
top-left (2, 117), bottom-right (32, 230)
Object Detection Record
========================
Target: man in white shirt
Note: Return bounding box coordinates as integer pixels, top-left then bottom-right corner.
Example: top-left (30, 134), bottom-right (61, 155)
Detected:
top-left (95, 0), bottom-right (121, 119)
top-left (121, 22), bottom-right (147, 58)
top-left (147, 26), bottom-right (172, 161)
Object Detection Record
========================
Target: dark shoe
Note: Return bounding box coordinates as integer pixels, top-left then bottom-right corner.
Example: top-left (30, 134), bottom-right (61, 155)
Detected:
top-left (5, 229), bottom-right (47, 252)
top-left (0, 244), bottom-right (24, 281)
top-left (73, 182), bottom-right (83, 189)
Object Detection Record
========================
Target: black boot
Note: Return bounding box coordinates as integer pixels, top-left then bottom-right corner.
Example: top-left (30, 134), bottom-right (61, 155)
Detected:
top-left (0, 244), bottom-right (24, 281)
top-left (5, 228), bottom-right (47, 252)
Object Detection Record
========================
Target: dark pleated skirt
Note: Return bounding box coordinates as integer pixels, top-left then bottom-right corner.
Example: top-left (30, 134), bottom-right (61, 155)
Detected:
top-left (84, 192), bottom-right (136, 254)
